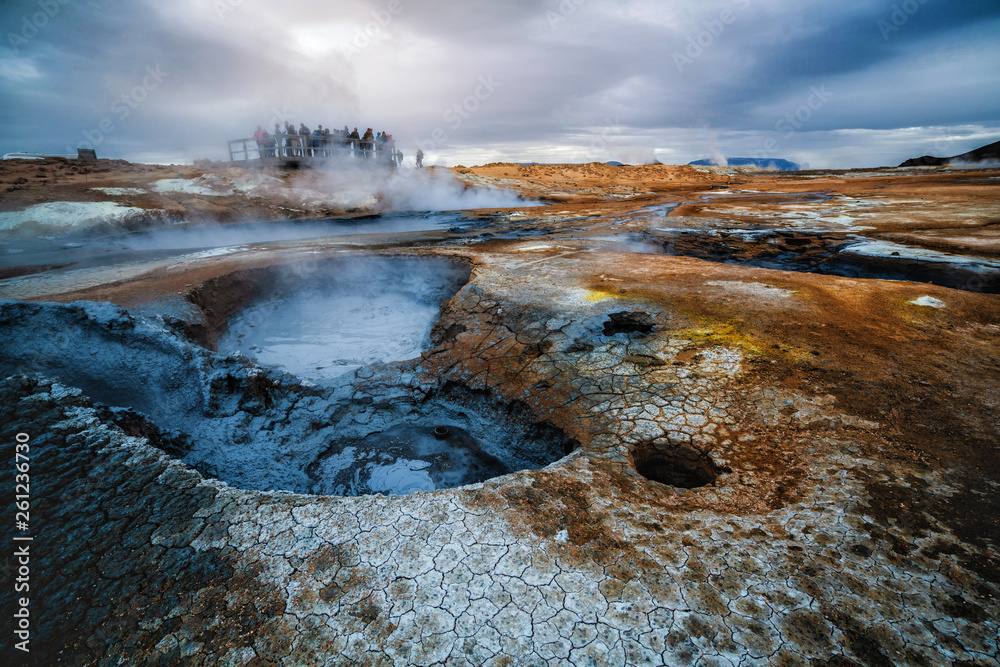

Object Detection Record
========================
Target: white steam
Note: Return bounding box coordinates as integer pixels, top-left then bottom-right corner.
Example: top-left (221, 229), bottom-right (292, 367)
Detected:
top-left (112, 213), bottom-right (471, 253)
top-left (311, 164), bottom-right (532, 212)
top-left (611, 145), bottom-right (660, 165)
top-left (944, 160), bottom-right (1000, 170)
top-left (708, 146), bottom-right (728, 167)
top-left (0, 165), bottom-right (534, 246)
top-left (705, 131), bottom-right (728, 167)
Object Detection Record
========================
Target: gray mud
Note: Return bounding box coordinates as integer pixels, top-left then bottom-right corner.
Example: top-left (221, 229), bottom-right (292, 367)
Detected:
top-left (215, 255), bottom-right (471, 381)
top-left (0, 298), bottom-right (575, 495)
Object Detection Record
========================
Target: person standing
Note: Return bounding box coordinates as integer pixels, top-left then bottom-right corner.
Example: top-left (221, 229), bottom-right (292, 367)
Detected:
top-left (253, 125), bottom-right (269, 159)
top-left (284, 121), bottom-right (295, 157)
top-left (354, 127), bottom-right (362, 156)
top-left (313, 125), bottom-right (325, 156)
top-left (415, 148), bottom-right (424, 168)
top-left (298, 123), bottom-right (311, 156)
top-left (270, 122), bottom-right (282, 157)
top-left (361, 128), bottom-right (375, 159)
top-left (322, 127), bottom-right (332, 156)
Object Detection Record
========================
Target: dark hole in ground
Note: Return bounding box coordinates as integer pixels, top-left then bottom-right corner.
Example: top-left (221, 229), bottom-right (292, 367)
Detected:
top-left (603, 311), bottom-right (656, 336)
top-left (632, 441), bottom-right (728, 489)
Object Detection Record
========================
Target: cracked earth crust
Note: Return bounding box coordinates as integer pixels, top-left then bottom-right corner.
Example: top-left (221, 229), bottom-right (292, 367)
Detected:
top-left (2, 162), bottom-right (999, 666)
top-left (3, 251), bottom-right (999, 666)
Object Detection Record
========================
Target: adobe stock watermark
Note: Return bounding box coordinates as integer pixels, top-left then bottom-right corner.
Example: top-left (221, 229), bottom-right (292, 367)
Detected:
top-left (775, 85), bottom-right (830, 137)
top-left (212, 0), bottom-right (244, 23)
top-left (584, 117), bottom-right (624, 162)
top-left (904, 126), bottom-right (959, 165)
top-left (673, 0), bottom-right (751, 73)
top-left (64, 64), bottom-right (169, 154)
top-left (416, 74), bottom-right (502, 155)
top-left (750, 84), bottom-right (832, 160)
top-left (13, 431), bottom-right (32, 654)
top-left (6, 0), bottom-right (73, 54)
top-left (924, 126), bottom-right (953, 160)
top-left (878, 0), bottom-right (931, 41)
top-left (267, 105), bottom-right (293, 129)
top-left (341, 0), bottom-right (418, 61)
top-left (547, 0), bottom-right (588, 30)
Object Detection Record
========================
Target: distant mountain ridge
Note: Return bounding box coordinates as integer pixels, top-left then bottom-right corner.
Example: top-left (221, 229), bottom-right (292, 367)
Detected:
top-left (899, 140), bottom-right (1000, 167)
top-left (689, 157), bottom-right (801, 171)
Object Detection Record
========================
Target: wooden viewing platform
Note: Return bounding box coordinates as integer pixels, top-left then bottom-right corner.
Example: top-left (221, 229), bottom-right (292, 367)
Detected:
top-left (227, 135), bottom-right (399, 168)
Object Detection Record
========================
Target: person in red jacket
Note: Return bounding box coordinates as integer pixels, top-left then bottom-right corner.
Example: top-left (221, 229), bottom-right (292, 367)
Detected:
top-left (253, 125), bottom-right (269, 159)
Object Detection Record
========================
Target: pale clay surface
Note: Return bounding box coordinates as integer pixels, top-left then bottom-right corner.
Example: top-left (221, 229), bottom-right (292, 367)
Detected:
top-left (1, 253), bottom-right (997, 665)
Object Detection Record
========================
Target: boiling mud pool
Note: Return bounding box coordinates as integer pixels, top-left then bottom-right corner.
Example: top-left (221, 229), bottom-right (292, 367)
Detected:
top-left (0, 290), bottom-right (578, 497)
top-left (201, 256), bottom-right (569, 496)
top-left (218, 290), bottom-right (439, 381)
top-left (216, 256), bottom-right (469, 381)
top-left (309, 423), bottom-right (510, 496)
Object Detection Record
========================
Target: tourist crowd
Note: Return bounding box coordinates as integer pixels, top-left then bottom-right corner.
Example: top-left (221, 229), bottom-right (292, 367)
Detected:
top-left (252, 122), bottom-right (407, 165)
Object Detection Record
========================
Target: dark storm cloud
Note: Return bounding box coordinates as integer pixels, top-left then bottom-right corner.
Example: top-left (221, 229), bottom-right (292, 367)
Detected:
top-left (1, 0), bottom-right (997, 167)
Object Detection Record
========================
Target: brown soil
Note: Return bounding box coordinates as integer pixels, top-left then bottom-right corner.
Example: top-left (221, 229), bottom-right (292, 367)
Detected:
top-left (0, 157), bottom-right (369, 222)
top-left (460, 162), bottom-right (1000, 259)
top-left (3, 159), bottom-right (998, 559)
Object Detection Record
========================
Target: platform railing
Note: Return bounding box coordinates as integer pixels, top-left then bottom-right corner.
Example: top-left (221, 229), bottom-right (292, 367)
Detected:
top-left (227, 136), bottom-right (396, 163)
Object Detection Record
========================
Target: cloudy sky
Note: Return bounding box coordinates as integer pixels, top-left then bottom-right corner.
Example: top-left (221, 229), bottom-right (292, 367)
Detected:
top-left (2, 0), bottom-right (999, 168)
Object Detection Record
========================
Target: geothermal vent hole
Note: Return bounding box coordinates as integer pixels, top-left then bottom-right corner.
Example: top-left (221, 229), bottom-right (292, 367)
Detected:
top-left (306, 419), bottom-right (509, 496)
top-left (299, 383), bottom-right (580, 497)
top-left (204, 255), bottom-right (471, 381)
top-left (603, 311), bottom-right (656, 336)
top-left (632, 441), bottom-right (727, 489)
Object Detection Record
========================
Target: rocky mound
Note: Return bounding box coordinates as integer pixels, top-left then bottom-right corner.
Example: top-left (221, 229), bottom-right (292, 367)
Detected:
top-left (899, 139), bottom-right (1000, 167)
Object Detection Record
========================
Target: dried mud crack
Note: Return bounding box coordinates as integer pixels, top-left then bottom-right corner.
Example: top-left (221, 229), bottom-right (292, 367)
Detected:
top-left (1, 161), bottom-right (998, 665)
